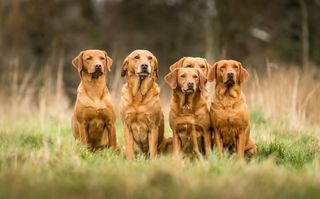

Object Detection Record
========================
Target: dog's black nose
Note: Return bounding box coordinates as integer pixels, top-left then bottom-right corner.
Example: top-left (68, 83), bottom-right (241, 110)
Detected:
top-left (187, 82), bottom-right (194, 88)
top-left (95, 64), bottom-right (102, 70)
top-left (227, 72), bottom-right (234, 78)
top-left (141, 64), bottom-right (148, 70)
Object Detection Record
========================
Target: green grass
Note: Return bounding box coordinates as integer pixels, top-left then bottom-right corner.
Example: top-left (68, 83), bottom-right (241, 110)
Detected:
top-left (0, 112), bottom-right (319, 199)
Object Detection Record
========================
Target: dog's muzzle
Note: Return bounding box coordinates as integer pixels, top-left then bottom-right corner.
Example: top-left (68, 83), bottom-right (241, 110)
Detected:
top-left (91, 67), bottom-right (103, 78)
top-left (138, 64), bottom-right (150, 77)
top-left (225, 73), bottom-right (235, 87)
top-left (185, 82), bottom-right (195, 93)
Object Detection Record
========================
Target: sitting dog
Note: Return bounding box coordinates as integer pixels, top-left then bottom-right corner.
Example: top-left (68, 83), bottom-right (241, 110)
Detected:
top-left (120, 49), bottom-right (164, 159)
top-left (208, 60), bottom-right (257, 158)
top-left (169, 57), bottom-right (211, 78)
top-left (164, 67), bottom-right (211, 158)
top-left (71, 49), bottom-right (117, 151)
top-left (159, 57), bottom-right (212, 154)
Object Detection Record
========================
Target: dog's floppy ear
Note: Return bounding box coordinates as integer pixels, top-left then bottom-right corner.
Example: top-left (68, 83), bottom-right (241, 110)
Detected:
top-left (207, 62), bottom-right (217, 82)
top-left (169, 57), bottom-right (186, 71)
top-left (164, 69), bottom-right (178, 90)
top-left (239, 62), bottom-right (249, 84)
top-left (72, 51), bottom-right (84, 72)
top-left (197, 69), bottom-right (206, 91)
top-left (153, 55), bottom-right (159, 79)
top-left (104, 51), bottom-right (113, 72)
top-left (121, 55), bottom-right (129, 77)
top-left (203, 59), bottom-right (211, 77)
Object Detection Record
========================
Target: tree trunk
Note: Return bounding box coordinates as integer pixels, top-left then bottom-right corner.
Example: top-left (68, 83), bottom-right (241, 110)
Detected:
top-left (299, 0), bottom-right (309, 68)
top-left (204, 0), bottom-right (218, 62)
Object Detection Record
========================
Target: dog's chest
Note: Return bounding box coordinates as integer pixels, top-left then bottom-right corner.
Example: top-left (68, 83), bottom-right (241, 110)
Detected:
top-left (173, 105), bottom-right (210, 128)
top-left (125, 110), bottom-right (156, 133)
top-left (125, 108), bottom-right (157, 145)
top-left (82, 107), bottom-right (111, 137)
top-left (124, 103), bottom-right (158, 125)
top-left (83, 107), bottom-right (110, 120)
top-left (212, 103), bottom-right (247, 127)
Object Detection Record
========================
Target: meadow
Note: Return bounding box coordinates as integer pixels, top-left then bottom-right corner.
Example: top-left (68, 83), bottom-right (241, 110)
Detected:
top-left (0, 61), bottom-right (319, 199)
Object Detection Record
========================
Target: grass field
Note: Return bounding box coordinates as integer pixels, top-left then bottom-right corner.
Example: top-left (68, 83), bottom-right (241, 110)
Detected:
top-left (0, 62), bottom-right (320, 198)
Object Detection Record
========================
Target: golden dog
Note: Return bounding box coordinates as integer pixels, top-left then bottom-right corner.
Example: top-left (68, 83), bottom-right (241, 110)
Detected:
top-left (170, 57), bottom-right (211, 77)
top-left (120, 50), bottom-right (164, 159)
top-left (71, 49), bottom-right (117, 151)
top-left (165, 68), bottom-right (211, 157)
top-left (208, 60), bottom-right (257, 158)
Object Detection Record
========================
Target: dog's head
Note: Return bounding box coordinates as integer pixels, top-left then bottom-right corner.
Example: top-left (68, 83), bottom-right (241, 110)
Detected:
top-left (208, 60), bottom-right (248, 87)
top-left (121, 50), bottom-right (158, 79)
top-left (72, 50), bottom-right (113, 78)
top-left (170, 57), bottom-right (211, 78)
top-left (164, 68), bottom-right (206, 94)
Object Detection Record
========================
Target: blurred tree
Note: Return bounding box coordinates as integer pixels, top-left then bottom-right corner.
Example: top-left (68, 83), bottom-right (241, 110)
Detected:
top-left (0, 0), bottom-right (319, 92)
top-left (299, 0), bottom-right (309, 67)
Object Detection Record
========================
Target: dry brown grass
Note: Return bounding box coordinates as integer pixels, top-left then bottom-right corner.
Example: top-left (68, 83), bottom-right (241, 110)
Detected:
top-left (245, 61), bottom-right (320, 128)
top-left (0, 58), bottom-right (70, 124)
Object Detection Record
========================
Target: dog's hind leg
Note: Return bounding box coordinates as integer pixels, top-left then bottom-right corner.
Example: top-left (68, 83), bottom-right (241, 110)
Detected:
top-left (245, 138), bottom-right (257, 158)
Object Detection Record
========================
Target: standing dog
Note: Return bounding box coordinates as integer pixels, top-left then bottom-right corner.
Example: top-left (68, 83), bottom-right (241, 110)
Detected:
top-left (71, 49), bottom-right (117, 151)
top-left (208, 60), bottom-right (257, 158)
top-left (120, 50), bottom-right (164, 159)
top-left (165, 68), bottom-right (211, 157)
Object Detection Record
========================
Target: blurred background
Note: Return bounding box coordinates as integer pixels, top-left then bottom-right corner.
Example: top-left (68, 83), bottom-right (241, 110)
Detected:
top-left (0, 0), bottom-right (319, 126)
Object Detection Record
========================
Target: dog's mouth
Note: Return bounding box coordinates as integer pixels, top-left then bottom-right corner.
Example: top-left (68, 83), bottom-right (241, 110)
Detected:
top-left (184, 88), bottom-right (195, 94)
top-left (137, 71), bottom-right (150, 77)
top-left (225, 78), bottom-right (235, 87)
top-left (91, 69), bottom-right (103, 79)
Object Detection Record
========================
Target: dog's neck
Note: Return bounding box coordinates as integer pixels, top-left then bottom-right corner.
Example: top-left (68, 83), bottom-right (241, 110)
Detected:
top-left (215, 83), bottom-right (241, 97)
top-left (174, 88), bottom-right (202, 112)
top-left (213, 83), bottom-right (243, 107)
top-left (81, 73), bottom-right (108, 101)
top-left (126, 75), bottom-right (156, 103)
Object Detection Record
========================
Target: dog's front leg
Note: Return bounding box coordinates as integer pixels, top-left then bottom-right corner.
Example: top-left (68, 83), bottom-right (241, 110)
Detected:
top-left (191, 125), bottom-right (200, 156)
top-left (79, 122), bottom-right (90, 149)
top-left (214, 130), bottom-right (223, 155)
top-left (172, 130), bottom-right (181, 156)
top-left (123, 124), bottom-right (134, 159)
top-left (148, 126), bottom-right (159, 159)
top-left (236, 131), bottom-right (245, 158)
top-left (203, 129), bottom-right (212, 156)
top-left (107, 122), bottom-right (117, 150)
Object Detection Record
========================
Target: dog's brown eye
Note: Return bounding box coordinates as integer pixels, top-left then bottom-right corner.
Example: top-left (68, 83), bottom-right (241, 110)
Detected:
top-left (86, 56), bottom-right (92, 61)
top-left (100, 57), bottom-right (105, 60)
top-left (233, 65), bottom-right (238, 69)
top-left (200, 65), bottom-right (205, 68)
top-left (134, 55), bottom-right (140, 59)
top-left (193, 75), bottom-right (198, 79)
top-left (148, 56), bottom-right (153, 60)
top-left (180, 74), bottom-right (186, 78)
top-left (186, 65), bottom-right (192, 68)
